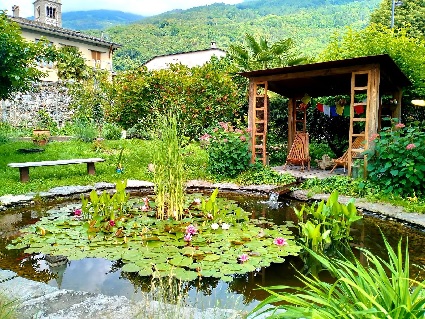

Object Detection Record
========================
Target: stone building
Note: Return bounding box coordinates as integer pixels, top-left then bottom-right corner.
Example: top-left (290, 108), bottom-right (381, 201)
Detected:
top-left (1, 0), bottom-right (121, 127)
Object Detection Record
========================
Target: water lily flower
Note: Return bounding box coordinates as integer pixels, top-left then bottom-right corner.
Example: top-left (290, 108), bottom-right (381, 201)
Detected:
top-left (406, 143), bottom-right (416, 150)
top-left (273, 237), bottom-right (288, 246)
top-left (221, 223), bottom-right (230, 230)
top-left (186, 225), bottom-right (197, 235)
top-left (74, 208), bottom-right (82, 216)
top-left (238, 254), bottom-right (249, 263)
top-left (141, 205), bottom-right (149, 212)
top-left (211, 223), bottom-right (219, 230)
top-left (193, 198), bottom-right (201, 205)
top-left (109, 220), bottom-right (116, 227)
top-left (184, 233), bottom-right (192, 242)
top-left (206, 213), bottom-right (213, 219)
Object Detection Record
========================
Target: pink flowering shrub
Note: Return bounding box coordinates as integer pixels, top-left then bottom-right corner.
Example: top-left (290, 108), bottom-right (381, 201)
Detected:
top-left (203, 122), bottom-right (251, 177)
top-left (366, 120), bottom-right (425, 196)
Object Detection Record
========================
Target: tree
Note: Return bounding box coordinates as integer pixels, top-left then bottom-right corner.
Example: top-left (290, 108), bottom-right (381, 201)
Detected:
top-left (56, 46), bottom-right (88, 81)
top-left (370, 0), bottom-right (425, 39)
top-left (228, 33), bottom-right (307, 71)
top-left (320, 24), bottom-right (425, 123)
top-left (0, 11), bottom-right (54, 100)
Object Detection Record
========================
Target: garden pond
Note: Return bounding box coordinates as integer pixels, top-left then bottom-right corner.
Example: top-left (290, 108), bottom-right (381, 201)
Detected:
top-left (1, 192), bottom-right (425, 313)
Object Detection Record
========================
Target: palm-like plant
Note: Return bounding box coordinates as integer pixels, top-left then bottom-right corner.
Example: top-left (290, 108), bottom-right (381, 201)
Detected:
top-left (250, 235), bottom-right (425, 318)
top-left (229, 33), bottom-right (306, 71)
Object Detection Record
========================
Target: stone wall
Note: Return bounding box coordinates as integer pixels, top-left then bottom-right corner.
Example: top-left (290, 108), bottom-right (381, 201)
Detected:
top-left (0, 82), bottom-right (74, 128)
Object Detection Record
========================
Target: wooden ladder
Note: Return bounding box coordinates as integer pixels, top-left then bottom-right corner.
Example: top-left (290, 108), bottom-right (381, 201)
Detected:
top-left (348, 71), bottom-right (370, 176)
top-left (251, 81), bottom-right (268, 165)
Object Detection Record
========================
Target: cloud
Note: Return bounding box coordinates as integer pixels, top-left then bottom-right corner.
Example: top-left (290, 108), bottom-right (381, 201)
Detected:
top-left (1, 0), bottom-right (243, 18)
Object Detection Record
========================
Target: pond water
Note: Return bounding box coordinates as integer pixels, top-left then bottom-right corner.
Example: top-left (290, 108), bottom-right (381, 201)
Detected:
top-left (1, 193), bottom-right (425, 312)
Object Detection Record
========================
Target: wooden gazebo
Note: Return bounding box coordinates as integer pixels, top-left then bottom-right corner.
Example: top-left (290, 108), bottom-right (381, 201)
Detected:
top-left (240, 54), bottom-right (411, 176)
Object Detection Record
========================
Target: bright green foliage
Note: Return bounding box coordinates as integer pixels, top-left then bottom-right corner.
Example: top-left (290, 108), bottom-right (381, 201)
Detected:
top-left (301, 176), bottom-right (381, 198)
top-left (81, 180), bottom-right (130, 233)
top-left (235, 165), bottom-right (296, 186)
top-left (365, 120), bottom-right (425, 197)
top-left (228, 34), bottom-right (306, 71)
top-left (250, 235), bottom-right (425, 319)
top-left (321, 24), bottom-right (425, 115)
top-left (154, 115), bottom-right (185, 220)
top-left (112, 58), bottom-right (245, 140)
top-left (203, 122), bottom-right (251, 178)
top-left (295, 191), bottom-right (362, 274)
top-left (370, 0), bottom-right (425, 39)
top-left (0, 11), bottom-right (54, 99)
top-left (7, 192), bottom-right (301, 281)
top-left (56, 46), bottom-right (88, 81)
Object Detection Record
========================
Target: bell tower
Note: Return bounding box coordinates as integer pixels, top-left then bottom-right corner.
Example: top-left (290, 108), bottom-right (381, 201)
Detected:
top-left (33, 0), bottom-right (62, 27)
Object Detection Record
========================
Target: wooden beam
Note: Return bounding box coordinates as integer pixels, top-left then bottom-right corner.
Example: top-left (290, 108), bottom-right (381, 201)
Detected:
top-left (249, 64), bottom-right (380, 83)
top-left (392, 88), bottom-right (403, 121)
top-left (288, 98), bottom-right (296, 152)
top-left (248, 80), bottom-right (256, 163)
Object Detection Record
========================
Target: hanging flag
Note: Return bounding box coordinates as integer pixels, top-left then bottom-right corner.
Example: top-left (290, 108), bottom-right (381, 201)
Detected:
top-left (323, 105), bottom-right (331, 117)
top-left (354, 105), bottom-right (365, 115)
top-left (336, 105), bottom-right (344, 115)
top-left (316, 103), bottom-right (324, 112)
top-left (343, 105), bottom-right (350, 117)
top-left (330, 106), bottom-right (338, 117)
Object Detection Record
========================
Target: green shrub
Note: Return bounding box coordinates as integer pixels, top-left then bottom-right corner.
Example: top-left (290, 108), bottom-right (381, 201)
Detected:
top-left (366, 120), bottom-right (425, 197)
top-left (72, 119), bottom-right (98, 142)
top-left (102, 122), bottom-right (122, 140)
top-left (236, 164), bottom-right (295, 185)
top-left (204, 122), bottom-right (251, 178)
top-left (112, 58), bottom-right (246, 140)
top-left (250, 235), bottom-right (425, 319)
top-left (309, 141), bottom-right (336, 163)
top-left (126, 118), bottom-right (156, 140)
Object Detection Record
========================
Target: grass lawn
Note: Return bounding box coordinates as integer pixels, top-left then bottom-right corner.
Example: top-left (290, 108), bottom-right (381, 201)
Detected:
top-left (0, 139), bottom-right (210, 196)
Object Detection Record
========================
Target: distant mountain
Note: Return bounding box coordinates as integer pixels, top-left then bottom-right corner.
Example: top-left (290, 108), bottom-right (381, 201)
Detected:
top-left (102, 0), bottom-right (381, 70)
top-left (61, 10), bottom-right (144, 30)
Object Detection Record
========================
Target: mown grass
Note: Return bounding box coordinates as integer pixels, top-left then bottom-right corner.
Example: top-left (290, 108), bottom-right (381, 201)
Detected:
top-left (0, 139), bottom-right (210, 196)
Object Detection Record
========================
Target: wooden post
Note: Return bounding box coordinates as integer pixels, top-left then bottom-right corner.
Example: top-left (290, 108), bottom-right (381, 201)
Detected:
top-left (87, 162), bottom-right (96, 175)
top-left (287, 97), bottom-right (295, 151)
top-left (365, 67), bottom-right (380, 178)
top-left (19, 167), bottom-right (30, 182)
top-left (248, 80), bottom-right (256, 163)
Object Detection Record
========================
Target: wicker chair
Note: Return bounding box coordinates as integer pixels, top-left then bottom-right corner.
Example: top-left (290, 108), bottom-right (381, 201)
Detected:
top-left (330, 135), bottom-right (365, 173)
top-left (284, 132), bottom-right (310, 171)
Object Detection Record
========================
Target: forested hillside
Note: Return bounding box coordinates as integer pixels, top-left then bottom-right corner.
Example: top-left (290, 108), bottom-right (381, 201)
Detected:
top-left (62, 10), bottom-right (144, 30)
top-left (92, 0), bottom-right (381, 70)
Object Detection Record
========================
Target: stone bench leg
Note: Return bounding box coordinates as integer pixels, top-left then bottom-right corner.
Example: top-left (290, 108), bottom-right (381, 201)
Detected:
top-left (87, 162), bottom-right (96, 175)
top-left (19, 167), bottom-right (30, 182)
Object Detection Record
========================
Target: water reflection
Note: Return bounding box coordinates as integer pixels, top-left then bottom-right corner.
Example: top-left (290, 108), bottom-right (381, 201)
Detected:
top-left (1, 194), bottom-right (425, 311)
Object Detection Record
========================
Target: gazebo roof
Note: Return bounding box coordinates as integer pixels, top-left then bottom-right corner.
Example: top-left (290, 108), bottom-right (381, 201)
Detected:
top-left (240, 54), bottom-right (411, 98)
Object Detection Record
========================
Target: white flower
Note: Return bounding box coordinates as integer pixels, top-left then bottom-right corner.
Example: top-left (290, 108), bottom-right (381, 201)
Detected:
top-left (221, 223), bottom-right (231, 230)
top-left (193, 198), bottom-right (201, 205)
top-left (211, 223), bottom-right (219, 230)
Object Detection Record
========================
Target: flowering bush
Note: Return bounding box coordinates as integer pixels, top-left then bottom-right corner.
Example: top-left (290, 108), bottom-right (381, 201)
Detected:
top-left (366, 120), bottom-right (425, 196)
top-left (202, 122), bottom-right (251, 177)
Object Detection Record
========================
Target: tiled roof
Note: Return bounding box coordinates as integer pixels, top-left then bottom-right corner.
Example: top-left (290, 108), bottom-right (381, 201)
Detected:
top-left (10, 16), bottom-right (121, 49)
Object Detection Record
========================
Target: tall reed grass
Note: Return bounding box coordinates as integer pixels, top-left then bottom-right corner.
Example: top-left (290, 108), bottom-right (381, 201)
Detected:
top-left (153, 114), bottom-right (185, 220)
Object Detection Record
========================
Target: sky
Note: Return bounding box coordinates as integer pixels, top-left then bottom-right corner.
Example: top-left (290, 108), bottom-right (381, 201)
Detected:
top-left (0, 0), bottom-right (243, 18)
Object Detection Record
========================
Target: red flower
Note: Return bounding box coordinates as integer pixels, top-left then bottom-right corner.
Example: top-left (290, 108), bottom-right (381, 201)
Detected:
top-left (109, 220), bottom-right (116, 227)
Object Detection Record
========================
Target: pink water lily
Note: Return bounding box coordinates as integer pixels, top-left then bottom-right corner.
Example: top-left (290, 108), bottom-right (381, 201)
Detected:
top-left (238, 254), bottom-right (249, 263)
top-left (184, 233), bottom-right (192, 242)
top-left (109, 220), bottom-right (116, 227)
top-left (74, 208), bottom-right (82, 216)
top-left (186, 225), bottom-right (197, 235)
top-left (141, 205), bottom-right (149, 212)
top-left (273, 237), bottom-right (288, 246)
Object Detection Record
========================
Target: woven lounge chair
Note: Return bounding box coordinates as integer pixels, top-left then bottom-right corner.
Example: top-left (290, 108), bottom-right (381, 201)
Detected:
top-left (330, 135), bottom-right (365, 173)
top-left (284, 132), bottom-right (310, 171)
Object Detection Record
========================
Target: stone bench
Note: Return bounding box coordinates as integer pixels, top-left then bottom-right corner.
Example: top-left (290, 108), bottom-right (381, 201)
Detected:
top-left (8, 158), bottom-right (105, 182)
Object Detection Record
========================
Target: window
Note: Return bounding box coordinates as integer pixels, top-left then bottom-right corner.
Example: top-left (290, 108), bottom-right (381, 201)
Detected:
top-left (46, 6), bottom-right (56, 18)
top-left (91, 50), bottom-right (102, 68)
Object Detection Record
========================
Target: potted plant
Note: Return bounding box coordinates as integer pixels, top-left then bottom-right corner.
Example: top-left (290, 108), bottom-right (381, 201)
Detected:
top-left (32, 132), bottom-right (49, 146)
top-left (32, 109), bottom-right (53, 138)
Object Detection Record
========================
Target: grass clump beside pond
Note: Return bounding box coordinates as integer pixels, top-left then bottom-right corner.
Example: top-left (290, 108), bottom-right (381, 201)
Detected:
top-left (250, 235), bottom-right (425, 319)
top-left (301, 176), bottom-right (425, 213)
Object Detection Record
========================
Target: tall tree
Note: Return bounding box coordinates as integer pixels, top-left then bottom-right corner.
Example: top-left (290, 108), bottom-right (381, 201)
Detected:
top-left (228, 34), bottom-right (307, 71)
top-left (0, 11), bottom-right (53, 99)
top-left (370, 0), bottom-right (425, 38)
